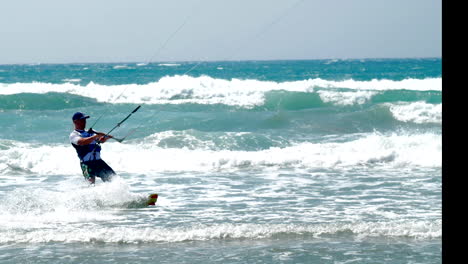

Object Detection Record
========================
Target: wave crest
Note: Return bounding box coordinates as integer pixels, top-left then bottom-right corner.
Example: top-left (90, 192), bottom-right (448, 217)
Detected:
top-left (0, 221), bottom-right (441, 244)
top-left (0, 76), bottom-right (441, 108)
top-left (0, 132), bottom-right (441, 176)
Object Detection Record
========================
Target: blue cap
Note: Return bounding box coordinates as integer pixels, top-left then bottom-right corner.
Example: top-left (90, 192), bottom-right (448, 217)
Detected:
top-left (72, 112), bottom-right (90, 121)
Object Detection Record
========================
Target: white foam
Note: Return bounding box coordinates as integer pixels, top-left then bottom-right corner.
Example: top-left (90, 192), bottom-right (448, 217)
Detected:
top-left (0, 221), bottom-right (441, 244)
top-left (158, 63), bottom-right (181, 67)
top-left (0, 177), bottom-right (145, 225)
top-left (61, 78), bottom-right (81, 83)
top-left (311, 77), bottom-right (441, 91)
top-left (0, 76), bottom-right (441, 108)
top-left (389, 102), bottom-right (442, 124)
top-left (0, 132), bottom-right (441, 176)
top-left (113, 65), bottom-right (134, 70)
top-left (0, 140), bottom-right (79, 176)
top-left (119, 132), bottom-right (441, 172)
top-left (317, 90), bottom-right (377, 105)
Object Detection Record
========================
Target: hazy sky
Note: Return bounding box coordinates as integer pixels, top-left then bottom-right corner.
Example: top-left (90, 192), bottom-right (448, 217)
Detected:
top-left (0, 0), bottom-right (441, 64)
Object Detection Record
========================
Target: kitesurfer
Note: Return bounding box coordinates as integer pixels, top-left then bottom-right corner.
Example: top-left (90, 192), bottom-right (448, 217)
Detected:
top-left (69, 112), bottom-right (115, 184)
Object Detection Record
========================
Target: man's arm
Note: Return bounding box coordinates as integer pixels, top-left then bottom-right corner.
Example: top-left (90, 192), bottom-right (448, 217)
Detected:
top-left (90, 130), bottom-right (114, 143)
top-left (76, 134), bottom-right (101, 146)
top-left (72, 130), bottom-right (113, 146)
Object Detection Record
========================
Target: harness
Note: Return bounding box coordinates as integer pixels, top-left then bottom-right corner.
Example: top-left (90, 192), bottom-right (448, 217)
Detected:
top-left (71, 130), bottom-right (101, 163)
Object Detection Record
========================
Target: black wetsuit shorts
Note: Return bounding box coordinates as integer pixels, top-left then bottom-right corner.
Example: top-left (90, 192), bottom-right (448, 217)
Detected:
top-left (80, 159), bottom-right (115, 182)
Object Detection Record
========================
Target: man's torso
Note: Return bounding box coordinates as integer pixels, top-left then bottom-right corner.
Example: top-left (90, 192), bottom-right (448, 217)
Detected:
top-left (69, 129), bottom-right (101, 163)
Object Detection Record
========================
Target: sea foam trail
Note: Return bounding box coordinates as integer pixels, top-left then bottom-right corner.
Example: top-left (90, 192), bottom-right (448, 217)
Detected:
top-left (0, 132), bottom-right (441, 176)
top-left (0, 177), bottom-right (146, 218)
top-left (0, 76), bottom-right (441, 107)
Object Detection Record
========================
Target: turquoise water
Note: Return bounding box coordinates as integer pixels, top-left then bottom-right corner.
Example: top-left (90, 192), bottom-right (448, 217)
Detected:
top-left (0, 58), bottom-right (441, 263)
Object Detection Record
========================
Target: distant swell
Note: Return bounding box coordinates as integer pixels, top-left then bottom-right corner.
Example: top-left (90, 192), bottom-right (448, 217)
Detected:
top-left (260, 90), bottom-right (440, 111)
top-left (0, 92), bottom-right (100, 110)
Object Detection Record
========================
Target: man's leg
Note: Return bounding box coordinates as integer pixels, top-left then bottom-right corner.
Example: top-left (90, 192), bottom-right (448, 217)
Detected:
top-left (80, 162), bottom-right (96, 184)
top-left (94, 160), bottom-right (116, 182)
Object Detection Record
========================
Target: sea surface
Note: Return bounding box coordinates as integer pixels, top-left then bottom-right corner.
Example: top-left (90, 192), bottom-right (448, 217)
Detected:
top-left (0, 58), bottom-right (441, 263)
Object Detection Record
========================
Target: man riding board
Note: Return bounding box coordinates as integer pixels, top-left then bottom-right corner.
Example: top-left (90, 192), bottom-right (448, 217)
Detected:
top-left (69, 112), bottom-right (115, 184)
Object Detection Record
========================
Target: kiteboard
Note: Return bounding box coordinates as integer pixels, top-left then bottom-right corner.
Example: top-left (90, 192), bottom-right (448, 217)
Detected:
top-left (147, 193), bottom-right (158, 206)
top-left (119, 193), bottom-right (159, 208)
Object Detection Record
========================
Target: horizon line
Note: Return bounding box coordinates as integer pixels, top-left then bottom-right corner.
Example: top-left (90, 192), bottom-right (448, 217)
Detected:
top-left (0, 56), bottom-right (442, 66)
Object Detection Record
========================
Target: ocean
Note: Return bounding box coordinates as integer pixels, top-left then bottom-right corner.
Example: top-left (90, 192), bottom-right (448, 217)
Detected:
top-left (0, 58), bottom-right (442, 263)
